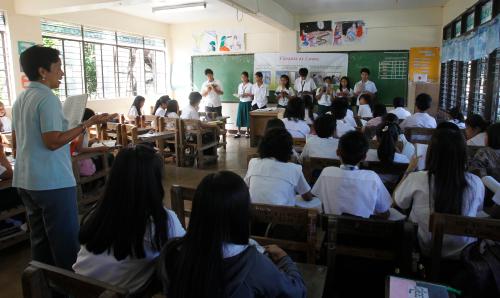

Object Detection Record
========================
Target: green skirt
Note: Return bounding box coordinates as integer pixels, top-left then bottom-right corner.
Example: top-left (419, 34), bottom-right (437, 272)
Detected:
top-left (236, 101), bottom-right (252, 128)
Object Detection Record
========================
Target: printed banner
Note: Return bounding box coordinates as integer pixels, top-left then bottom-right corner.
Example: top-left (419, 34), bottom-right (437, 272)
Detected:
top-left (254, 53), bottom-right (348, 90)
top-left (300, 20), bottom-right (366, 48)
top-left (409, 47), bottom-right (440, 83)
top-left (193, 31), bottom-right (245, 53)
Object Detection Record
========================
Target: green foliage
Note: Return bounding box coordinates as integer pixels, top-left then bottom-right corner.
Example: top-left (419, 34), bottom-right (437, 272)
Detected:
top-left (84, 43), bottom-right (97, 97)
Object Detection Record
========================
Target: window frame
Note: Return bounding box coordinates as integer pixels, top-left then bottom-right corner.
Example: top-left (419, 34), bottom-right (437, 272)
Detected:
top-left (0, 12), bottom-right (12, 106)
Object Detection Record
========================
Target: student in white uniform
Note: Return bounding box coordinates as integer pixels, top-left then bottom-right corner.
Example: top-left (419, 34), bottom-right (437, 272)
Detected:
top-left (353, 68), bottom-right (377, 105)
top-left (316, 76), bottom-right (334, 115)
top-left (201, 68), bottom-right (223, 116)
top-left (235, 71), bottom-right (253, 138)
top-left (400, 93), bottom-right (437, 130)
top-left (357, 94), bottom-right (373, 118)
top-left (275, 74), bottom-right (295, 108)
top-left (300, 114), bottom-right (339, 163)
top-left (482, 176), bottom-right (500, 218)
top-left (0, 102), bottom-right (12, 132)
top-left (153, 95), bottom-right (170, 117)
top-left (251, 72), bottom-right (268, 110)
top-left (303, 94), bottom-right (317, 125)
top-left (245, 128), bottom-right (313, 206)
top-left (389, 97), bottom-right (411, 120)
top-left (447, 107), bottom-right (466, 129)
top-left (281, 97), bottom-right (310, 138)
top-left (294, 68), bottom-right (316, 96)
top-left (73, 145), bottom-right (186, 293)
top-left (465, 114), bottom-right (488, 146)
top-left (165, 100), bottom-right (179, 119)
top-left (180, 92), bottom-right (202, 120)
top-left (128, 95), bottom-right (145, 121)
top-left (365, 104), bottom-right (387, 127)
top-left (366, 121), bottom-right (409, 164)
top-left (384, 113), bottom-right (415, 160)
top-left (312, 131), bottom-right (391, 218)
top-left (331, 99), bottom-right (355, 138)
top-left (394, 128), bottom-right (484, 258)
top-left (335, 76), bottom-right (354, 103)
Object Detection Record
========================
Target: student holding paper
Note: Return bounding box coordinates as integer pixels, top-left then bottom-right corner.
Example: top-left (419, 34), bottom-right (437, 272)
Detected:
top-left (201, 68), bottom-right (224, 116)
top-left (12, 45), bottom-right (114, 270)
top-left (251, 72), bottom-right (268, 110)
top-left (353, 68), bottom-right (377, 105)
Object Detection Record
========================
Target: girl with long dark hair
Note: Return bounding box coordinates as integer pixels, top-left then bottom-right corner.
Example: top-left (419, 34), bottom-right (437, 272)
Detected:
top-left (282, 97), bottom-right (310, 138)
top-left (366, 121), bottom-right (409, 164)
top-left (128, 95), bottom-right (146, 120)
top-left (153, 95), bottom-right (171, 117)
top-left (73, 145), bottom-right (185, 292)
top-left (394, 129), bottom-right (484, 258)
top-left (465, 114), bottom-right (489, 146)
top-left (158, 171), bottom-right (306, 298)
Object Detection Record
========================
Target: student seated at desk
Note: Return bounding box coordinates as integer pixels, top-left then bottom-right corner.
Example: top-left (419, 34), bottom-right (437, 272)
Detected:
top-left (312, 131), bottom-right (391, 218)
top-left (158, 171), bottom-right (306, 298)
top-left (365, 104), bottom-right (387, 127)
top-left (0, 102), bottom-right (12, 132)
top-left (299, 114), bottom-right (339, 163)
top-left (153, 95), bottom-right (170, 117)
top-left (165, 99), bottom-right (179, 119)
top-left (245, 128), bottom-right (312, 206)
top-left (128, 95), bottom-right (145, 121)
top-left (465, 114), bottom-right (489, 146)
top-left (316, 76), bottom-right (334, 115)
top-left (181, 92), bottom-right (202, 120)
top-left (73, 145), bottom-right (185, 293)
top-left (357, 94), bottom-right (373, 118)
top-left (447, 107), bottom-right (465, 129)
top-left (366, 121), bottom-right (409, 164)
top-left (469, 123), bottom-right (500, 180)
top-left (389, 97), bottom-right (411, 120)
top-left (384, 114), bottom-right (415, 161)
top-left (0, 143), bottom-right (21, 211)
top-left (482, 176), bottom-right (500, 219)
top-left (400, 93), bottom-right (437, 130)
top-left (330, 99), bottom-right (355, 138)
top-left (281, 97), bottom-right (310, 138)
top-left (303, 94), bottom-right (317, 125)
top-left (394, 128), bottom-right (484, 258)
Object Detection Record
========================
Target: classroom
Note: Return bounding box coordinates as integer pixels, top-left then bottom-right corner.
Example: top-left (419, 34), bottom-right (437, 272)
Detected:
top-left (0, 0), bottom-right (499, 297)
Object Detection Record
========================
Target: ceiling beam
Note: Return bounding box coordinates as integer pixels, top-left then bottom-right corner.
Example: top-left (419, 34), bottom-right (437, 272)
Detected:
top-left (219, 0), bottom-right (295, 31)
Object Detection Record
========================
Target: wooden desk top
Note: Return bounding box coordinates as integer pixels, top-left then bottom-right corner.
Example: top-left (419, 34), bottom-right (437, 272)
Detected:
top-left (250, 108), bottom-right (285, 116)
top-left (296, 262), bottom-right (327, 298)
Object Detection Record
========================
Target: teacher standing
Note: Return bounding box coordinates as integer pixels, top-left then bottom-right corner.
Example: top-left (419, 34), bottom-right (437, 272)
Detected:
top-left (201, 68), bottom-right (224, 117)
top-left (12, 45), bottom-right (111, 270)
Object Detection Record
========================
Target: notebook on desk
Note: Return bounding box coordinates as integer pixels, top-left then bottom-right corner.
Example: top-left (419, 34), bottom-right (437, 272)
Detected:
top-left (386, 276), bottom-right (454, 298)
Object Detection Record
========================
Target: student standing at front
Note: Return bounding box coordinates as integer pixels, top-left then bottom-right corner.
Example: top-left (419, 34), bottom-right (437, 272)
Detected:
top-left (235, 71), bottom-right (253, 138)
top-left (201, 68), bottom-right (223, 116)
top-left (294, 68), bottom-right (316, 96)
top-left (353, 68), bottom-right (377, 105)
top-left (251, 72), bottom-right (268, 110)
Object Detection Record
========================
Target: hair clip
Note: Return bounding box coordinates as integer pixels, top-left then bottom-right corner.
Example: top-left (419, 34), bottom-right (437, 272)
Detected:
top-left (382, 125), bottom-right (389, 132)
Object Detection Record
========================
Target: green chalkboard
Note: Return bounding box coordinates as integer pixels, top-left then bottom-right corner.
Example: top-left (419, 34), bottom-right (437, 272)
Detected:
top-left (192, 54), bottom-right (254, 103)
top-left (347, 51), bottom-right (409, 105)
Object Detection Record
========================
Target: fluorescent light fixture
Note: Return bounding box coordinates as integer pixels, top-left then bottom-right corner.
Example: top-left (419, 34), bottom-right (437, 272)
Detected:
top-left (152, 1), bottom-right (206, 13)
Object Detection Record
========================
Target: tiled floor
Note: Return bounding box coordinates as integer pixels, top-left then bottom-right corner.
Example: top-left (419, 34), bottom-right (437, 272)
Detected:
top-left (0, 136), bottom-right (251, 297)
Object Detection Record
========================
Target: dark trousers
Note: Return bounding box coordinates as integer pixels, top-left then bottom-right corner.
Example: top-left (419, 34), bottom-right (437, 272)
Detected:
top-left (251, 104), bottom-right (267, 111)
top-left (19, 187), bottom-right (79, 270)
top-left (205, 106), bottom-right (222, 117)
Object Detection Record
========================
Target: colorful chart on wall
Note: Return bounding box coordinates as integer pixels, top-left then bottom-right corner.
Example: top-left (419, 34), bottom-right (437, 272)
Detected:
top-left (192, 31), bottom-right (217, 53)
top-left (193, 31), bottom-right (245, 53)
top-left (299, 20), bottom-right (366, 49)
top-left (409, 47), bottom-right (440, 83)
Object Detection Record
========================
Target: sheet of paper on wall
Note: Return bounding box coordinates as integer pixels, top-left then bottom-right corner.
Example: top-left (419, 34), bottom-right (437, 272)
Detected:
top-left (413, 73), bottom-right (428, 82)
top-left (63, 94), bottom-right (88, 128)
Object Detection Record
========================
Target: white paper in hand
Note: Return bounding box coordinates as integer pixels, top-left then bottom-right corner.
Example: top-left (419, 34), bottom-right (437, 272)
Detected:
top-left (63, 94), bottom-right (88, 128)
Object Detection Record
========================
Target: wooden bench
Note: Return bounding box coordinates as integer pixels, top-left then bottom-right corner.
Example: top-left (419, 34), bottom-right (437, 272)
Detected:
top-left (170, 185), bottom-right (319, 264)
top-left (179, 119), bottom-right (219, 168)
top-left (322, 214), bottom-right (417, 297)
top-left (302, 157), bottom-right (342, 184)
top-left (359, 161), bottom-right (408, 192)
top-left (429, 213), bottom-right (500, 281)
top-left (97, 123), bottom-right (122, 145)
top-left (22, 261), bottom-right (129, 298)
top-left (158, 117), bottom-right (181, 166)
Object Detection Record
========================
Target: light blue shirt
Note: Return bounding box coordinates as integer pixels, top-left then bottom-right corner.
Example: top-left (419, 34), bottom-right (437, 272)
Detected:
top-left (12, 81), bottom-right (75, 190)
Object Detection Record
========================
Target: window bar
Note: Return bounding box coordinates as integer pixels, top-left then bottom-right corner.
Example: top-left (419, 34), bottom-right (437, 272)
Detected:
top-left (100, 44), bottom-right (105, 99)
top-left (1, 32), bottom-right (11, 105)
top-left (81, 25), bottom-right (87, 95)
top-left (61, 39), bottom-right (68, 98)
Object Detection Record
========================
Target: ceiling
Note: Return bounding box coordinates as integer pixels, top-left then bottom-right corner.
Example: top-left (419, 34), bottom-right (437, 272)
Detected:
top-left (274, 0), bottom-right (449, 15)
top-left (109, 0), bottom-right (237, 24)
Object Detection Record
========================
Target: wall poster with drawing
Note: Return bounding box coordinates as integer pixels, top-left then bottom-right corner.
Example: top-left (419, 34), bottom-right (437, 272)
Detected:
top-left (299, 20), bottom-right (366, 49)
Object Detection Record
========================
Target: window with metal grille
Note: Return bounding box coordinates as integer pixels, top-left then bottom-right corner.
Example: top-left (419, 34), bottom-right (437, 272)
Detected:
top-left (492, 49), bottom-right (500, 122)
top-left (41, 20), bottom-right (168, 100)
top-left (0, 12), bottom-right (11, 106)
top-left (470, 57), bottom-right (489, 116)
top-left (459, 61), bottom-right (472, 114)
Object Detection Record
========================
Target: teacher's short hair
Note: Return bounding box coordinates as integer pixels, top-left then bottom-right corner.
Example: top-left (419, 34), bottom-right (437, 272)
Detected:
top-left (20, 45), bottom-right (60, 81)
top-left (360, 68), bottom-right (370, 75)
top-left (255, 71), bottom-right (263, 78)
top-left (204, 68), bottom-right (213, 75)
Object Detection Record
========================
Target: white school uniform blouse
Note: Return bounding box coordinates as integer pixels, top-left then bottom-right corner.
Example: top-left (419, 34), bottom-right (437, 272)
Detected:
top-left (467, 132), bottom-right (487, 146)
top-left (251, 83), bottom-right (268, 108)
top-left (482, 176), bottom-right (500, 205)
top-left (201, 79), bottom-right (223, 107)
top-left (73, 209), bottom-right (186, 293)
top-left (0, 116), bottom-right (12, 132)
top-left (354, 80), bottom-right (377, 104)
top-left (154, 107), bottom-right (166, 117)
top-left (294, 77), bottom-right (316, 94)
top-left (311, 165), bottom-right (392, 218)
top-left (448, 119), bottom-right (466, 129)
top-left (336, 87), bottom-right (354, 98)
top-left (281, 118), bottom-right (310, 138)
top-left (358, 104), bottom-right (373, 118)
top-left (180, 105), bottom-right (200, 120)
top-left (345, 110), bottom-right (358, 128)
top-left (238, 82), bottom-right (253, 103)
top-left (394, 172), bottom-right (484, 258)
top-left (365, 149), bottom-right (410, 163)
top-left (389, 107), bottom-right (411, 120)
top-left (275, 86), bottom-right (295, 107)
top-left (245, 158), bottom-right (311, 206)
top-left (336, 119), bottom-right (356, 138)
top-left (299, 135), bottom-right (339, 163)
top-left (400, 112), bottom-right (437, 130)
top-left (399, 134), bottom-right (416, 160)
top-left (304, 109), bottom-right (318, 125)
top-left (316, 88), bottom-right (333, 107)
top-left (166, 112), bottom-right (179, 119)
top-left (128, 106), bottom-right (142, 118)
